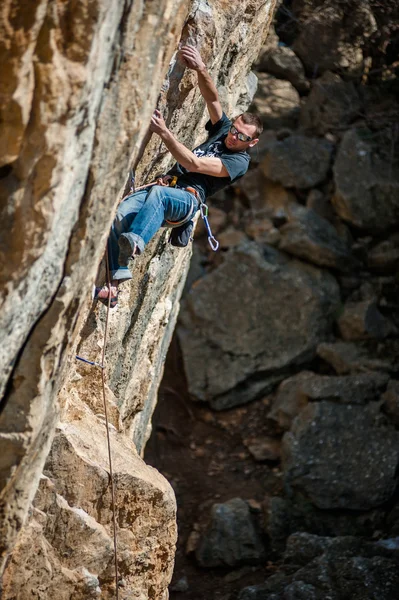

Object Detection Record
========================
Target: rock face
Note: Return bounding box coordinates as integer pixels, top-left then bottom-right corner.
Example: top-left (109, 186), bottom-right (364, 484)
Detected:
top-left (179, 243), bottom-right (340, 410)
top-left (0, 0), bottom-right (277, 593)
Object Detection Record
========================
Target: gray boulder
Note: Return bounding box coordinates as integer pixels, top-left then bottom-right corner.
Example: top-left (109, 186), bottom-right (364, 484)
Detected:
top-left (300, 71), bottom-right (362, 134)
top-left (269, 370), bottom-right (389, 429)
top-left (260, 134), bottom-right (333, 189)
top-left (291, 1), bottom-right (377, 76)
top-left (239, 533), bottom-right (399, 600)
top-left (317, 341), bottom-right (397, 375)
top-left (277, 204), bottom-right (354, 271)
top-left (178, 243), bottom-right (340, 410)
top-left (382, 380), bottom-right (399, 428)
top-left (195, 498), bottom-right (266, 568)
top-left (337, 300), bottom-right (395, 340)
top-left (265, 495), bottom-right (386, 554)
top-left (367, 234), bottom-right (399, 274)
top-left (282, 401), bottom-right (399, 510)
top-left (251, 73), bottom-right (300, 129)
top-left (256, 43), bottom-right (309, 94)
top-left (332, 128), bottom-right (399, 233)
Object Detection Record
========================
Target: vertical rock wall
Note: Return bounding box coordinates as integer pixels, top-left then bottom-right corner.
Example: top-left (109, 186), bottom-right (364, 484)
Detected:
top-left (0, 0), bottom-right (277, 597)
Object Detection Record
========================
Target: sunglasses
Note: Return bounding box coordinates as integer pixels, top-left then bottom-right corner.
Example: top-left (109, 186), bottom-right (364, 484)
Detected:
top-left (229, 124), bottom-right (253, 142)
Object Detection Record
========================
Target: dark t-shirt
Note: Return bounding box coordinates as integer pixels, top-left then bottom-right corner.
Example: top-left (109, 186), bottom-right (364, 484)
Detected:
top-left (167, 113), bottom-right (250, 202)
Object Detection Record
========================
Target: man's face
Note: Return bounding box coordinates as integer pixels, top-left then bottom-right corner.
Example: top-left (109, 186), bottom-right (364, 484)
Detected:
top-left (224, 117), bottom-right (259, 151)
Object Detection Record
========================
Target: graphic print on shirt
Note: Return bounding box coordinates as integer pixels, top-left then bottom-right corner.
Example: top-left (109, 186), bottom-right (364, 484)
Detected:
top-left (193, 141), bottom-right (224, 159)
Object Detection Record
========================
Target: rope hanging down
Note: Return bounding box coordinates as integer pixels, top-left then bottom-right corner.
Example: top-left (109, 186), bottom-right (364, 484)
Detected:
top-left (75, 252), bottom-right (120, 599)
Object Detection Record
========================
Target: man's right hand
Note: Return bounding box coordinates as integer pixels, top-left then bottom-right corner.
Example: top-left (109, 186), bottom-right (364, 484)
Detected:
top-left (179, 45), bottom-right (205, 71)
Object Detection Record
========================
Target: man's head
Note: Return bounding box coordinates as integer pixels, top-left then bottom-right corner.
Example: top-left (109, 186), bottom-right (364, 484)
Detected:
top-left (225, 113), bottom-right (262, 151)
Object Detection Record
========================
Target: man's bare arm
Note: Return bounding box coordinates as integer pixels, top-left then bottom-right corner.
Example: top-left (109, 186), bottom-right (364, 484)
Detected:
top-left (150, 110), bottom-right (229, 178)
top-left (179, 46), bottom-right (223, 125)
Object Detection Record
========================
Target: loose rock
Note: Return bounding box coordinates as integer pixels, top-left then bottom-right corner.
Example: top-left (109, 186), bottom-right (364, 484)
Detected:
top-left (251, 73), bottom-right (300, 129)
top-left (195, 498), bottom-right (266, 568)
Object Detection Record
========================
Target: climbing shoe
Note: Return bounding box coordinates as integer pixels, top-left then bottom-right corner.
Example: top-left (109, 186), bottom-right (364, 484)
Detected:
top-left (118, 234), bottom-right (138, 267)
top-left (94, 285), bottom-right (119, 309)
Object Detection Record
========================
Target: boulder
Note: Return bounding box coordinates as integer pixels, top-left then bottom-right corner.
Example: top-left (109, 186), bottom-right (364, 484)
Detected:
top-left (291, 1), bottom-right (377, 76)
top-left (269, 370), bottom-right (389, 429)
top-left (256, 43), bottom-right (309, 94)
top-left (381, 380), bottom-right (399, 428)
top-left (239, 533), bottom-right (399, 600)
top-left (250, 73), bottom-right (300, 129)
top-left (2, 412), bottom-right (177, 599)
top-left (368, 234), bottom-right (399, 273)
top-left (260, 134), bottom-right (333, 189)
top-left (317, 341), bottom-right (397, 375)
top-left (264, 496), bottom-right (386, 554)
top-left (300, 71), bottom-right (362, 134)
top-left (337, 300), bottom-right (395, 340)
top-left (178, 243), bottom-right (340, 410)
top-left (332, 128), bottom-right (399, 233)
top-left (282, 401), bottom-right (399, 510)
top-left (277, 204), bottom-right (354, 271)
top-left (195, 498), bottom-right (266, 568)
top-left (244, 436), bottom-right (281, 462)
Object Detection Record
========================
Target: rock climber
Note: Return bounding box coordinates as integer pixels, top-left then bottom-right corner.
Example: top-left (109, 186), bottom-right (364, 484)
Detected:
top-left (95, 45), bottom-right (262, 307)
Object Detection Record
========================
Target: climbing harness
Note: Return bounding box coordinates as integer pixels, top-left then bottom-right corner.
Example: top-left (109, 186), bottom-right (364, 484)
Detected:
top-left (75, 253), bottom-right (120, 600)
top-left (126, 174), bottom-right (220, 251)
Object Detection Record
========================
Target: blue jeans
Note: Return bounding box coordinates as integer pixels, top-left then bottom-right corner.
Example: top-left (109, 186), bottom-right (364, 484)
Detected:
top-left (108, 185), bottom-right (198, 281)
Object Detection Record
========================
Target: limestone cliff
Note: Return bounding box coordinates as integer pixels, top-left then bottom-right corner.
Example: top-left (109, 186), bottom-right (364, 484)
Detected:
top-left (0, 0), bottom-right (276, 597)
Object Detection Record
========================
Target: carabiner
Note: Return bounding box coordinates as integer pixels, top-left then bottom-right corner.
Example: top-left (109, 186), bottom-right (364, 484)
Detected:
top-left (208, 236), bottom-right (219, 252)
top-left (200, 203), bottom-right (209, 219)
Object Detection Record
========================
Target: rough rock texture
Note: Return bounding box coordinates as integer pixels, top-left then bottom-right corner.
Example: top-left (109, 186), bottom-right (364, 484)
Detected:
top-left (337, 299), bottom-right (395, 340)
top-left (282, 401), bottom-right (399, 510)
top-left (260, 134), bottom-right (333, 189)
top-left (291, 0), bottom-right (377, 76)
top-left (250, 73), bottom-right (300, 129)
top-left (300, 71), bottom-right (362, 134)
top-left (269, 370), bottom-right (389, 429)
top-left (178, 243), bottom-right (340, 410)
top-left (239, 533), bottom-right (399, 600)
top-left (0, 0), bottom-right (278, 593)
top-left (277, 204), bottom-right (354, 271)
top-left (265, 496), bottom-right (386, 553)
top-left (317, 340), bottom-right (398, 375)
top-left (256, 37), bottom-right (309, 93)
top-left (195, 498), bottom-right (266, 568)
top-left (3, 410), bottom-right (177, 599)
top-left (332, 128), bottom-right (399, 233)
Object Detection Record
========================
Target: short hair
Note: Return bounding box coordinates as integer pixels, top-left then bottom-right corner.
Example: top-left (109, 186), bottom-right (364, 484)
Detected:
top-left (233, 112), bottom-right (263, 138)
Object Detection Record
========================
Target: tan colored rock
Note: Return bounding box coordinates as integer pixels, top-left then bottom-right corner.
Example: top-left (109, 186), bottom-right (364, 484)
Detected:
top-left (251, 73), bottom-right (300, 129)
top-left (3, 407), bottom-right (177, 599)
top-left (337, 300), bottom-right (395, 341)
top-left (218, 228), bottom-right (248, 249)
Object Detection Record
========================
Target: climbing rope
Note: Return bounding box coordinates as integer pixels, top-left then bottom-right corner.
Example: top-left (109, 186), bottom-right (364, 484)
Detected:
top-left (102, 252), bottom-right (120, 600)
top-left (75, 252), bottom-right (119, 599)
